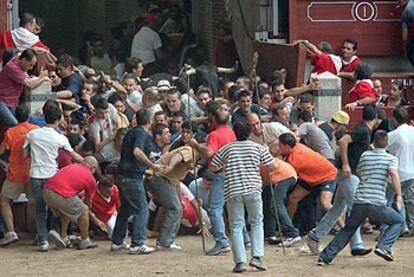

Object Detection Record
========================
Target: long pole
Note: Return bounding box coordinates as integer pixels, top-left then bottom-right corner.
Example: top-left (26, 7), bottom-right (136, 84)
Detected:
top-left (185, 67), bottom-right (207, 254)
top-left (251, 52), bottom-right (285, 255)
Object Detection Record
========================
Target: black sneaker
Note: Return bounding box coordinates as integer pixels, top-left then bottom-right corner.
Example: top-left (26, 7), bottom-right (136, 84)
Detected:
top-left (206, 243), bottom-right (231, 256)
top-left (316, 257), bottom-right (330, 266)
top-left (351, 248), bottom-right (372, 256)
top-left (232, 263), bottom-right (247, 273)
top-left (374, 248), bottom-right (394, 262)
top-left (249, 257), bottom-right (267, 271)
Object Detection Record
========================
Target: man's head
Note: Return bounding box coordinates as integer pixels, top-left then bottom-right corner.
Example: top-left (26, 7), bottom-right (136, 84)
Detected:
top-left (238, 90), bottom-right (252, 114)
top-left (91, 38), bottom-right (105, 57)
top-left (392, 106), bottom-right (409, 126)
top-left (153, 111), bottom-right (168, 125)
top-left (157, 80), bottom-right (172, 96)
top-left (362, 105), bottom-right (378, 122)
top-left (390, 80), bottom-right (404, 98)
top-left (278, 133), bottom-right (297, 156)
top-left (97, 177), bottom-right (115, 199)
top-left (18, 49), bottom-right (37, 72)
top-left (297, 110), bottom-right (313, 124)
top-left (44, 103), bottom-right (62, 125)
top-left (108, 93), bottom-right (126, 113)
top-left (342, 39), bottom-right (358, 60)
top-left (136, 108), bottom-right (151, 127)
top-left (259, 88), bottom-right (272, 110)
top-left (214, 107), bottom-right (230, 126)
top-left (170, 111), bottom-right (185, 134)
top-left (167, 89), bottom-right (182, 113)
top-left (373, 79), bottom-right (382, 97)
top-left (82, 80), bottom-right (98, 96)
top-left (15, 104), bottom-right (30, 123)
top-left (143, 87), bottom-right (159, 107)
top-left (331, 110), bottom-right (350, 129)
top-left (373, 130), bottom-right (388, 149)
top-left (83, 156), bottom-right (99, 174)
top-left (56, 55), bottom-right (74, 78)
top-left (247, 113), bottom-right (262, 136)
top-left (271, 82), bottom-right (286, 102)
top-left (80, 140), bottom-right (96, 157)
top-left (94, 98), bottom-right (109, 120)
top-left (196, 87), bottom-right (212, 110)
top-left (181, 121), bottom-right (197, 143)
top-left (233, 121), bottom-right (251, 141)
top-left (354, 64), bottom-right (372, 81)
top-left (318, 41), bottom-right (335, 55)
top-left (272, 103), bottom-right (289, 125)
top-left (69, 119), bottom-right (83, 135)
top-left (33, 16), bottom-right (45, 34)
top-left (152, 123), bottom-right (171, 146)
top-left (299, 93), bottom-right (314, 113)
top-left (122, 73), bottom-right (138, 93)
top-left (67, 133), bottom-right (83, 153)
top-left (20, 12), bottom-right (36, 33)
top-left (125, 57), bottom-right (144, 76)
top-left (236, 76), bottom-right (252, 91)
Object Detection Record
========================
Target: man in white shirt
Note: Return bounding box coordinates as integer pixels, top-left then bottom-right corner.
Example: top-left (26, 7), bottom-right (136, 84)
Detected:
top-left (130, 11), bottom-right (163, 77)
top-left (247, 113), bottom-right (292, 145)
top-left (389, 107), bottom-right (414, 234)
top-left (23, 102), bottom-right (83, 252)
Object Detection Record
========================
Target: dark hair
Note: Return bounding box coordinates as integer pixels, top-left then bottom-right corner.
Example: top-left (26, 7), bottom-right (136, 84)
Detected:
top-left (125, 57), bottom-right (142, 73)
top-left (135, 108), bottom-right (151, 126)
top-left (56, 54), bottom-right (74, 69)
top-left (168, 88), bottom-right (182, 98)
top-left (228, 85), bottom-right (242, 102)
top-left (152, 123), bottom-right (169, 137)
top-left (272, 103), bottom-right (287, 116)
top-left (259, 87), bottom-right (271, 99)
top-left (44, 105), bottom-right (62, 124)
top-left (108, 93), bottom-right (124, 106)
top-left (206, 100), bottom-right (220, 115)
top-left (42, 100), bottom-right (59, 114)
top-left (271, 69), bottom-right (286, 86)
top-left (94, 97), bottom-right (109, 110)
top-left (344, 39), bottom-right (358, 50)
top-left (393, 106), bottom-right (408, 124)
top-left (154, 110), bottom-right (167, 118)
top-left (196, 86), bottom-right (212, 98)
top-left (392, 80), bottom-right (404, 91)
top-left (172, 110), bottom-right (186, 119)
top-left (237, 90), bottom-right (251, 101)
top-left (237, 76), bottom-right (252, 90)
top-left (123, 73), bottom-right (138, 83)
top-left (15, 104), bottom-right (30, 123)
top-left (20, 12), bottom-right (35, 27)
top-left (98, 176), bottom-right (114, 188)
top-left (35, 16), bottom-right (45, 28)
top-left (67, 133), bottom-right (83, 148)
top-left (181, 121), bottom-right (197, 133)
top-left (103, 163), bottom-right (117, 176)
top-left (377, 107), bottom-right (386, 120)
top-left (362, 105), bottom-right (378, 121)
top-left (279, 133), bottom-right (297, 148)
top-left (19, 48), bottom-right (36, 61)
top-left (214, 108), bottom-right (230, 125)
top-left (233, 121), bottom-right (251, 141)
top-left (298, 110), bottom-right (313, 123)
top-left (355, 64), bottom-right (372, 80)
top-left (373, 130), bottom-right (388, 148)
top-left (299, 92), bottom-right (314, 103)
top-left (319, 41), bottom-right (335, 55)
top-left (81, 140), bottom-right (96, 154)
top-left (2, 48), bottom-right (19, 65)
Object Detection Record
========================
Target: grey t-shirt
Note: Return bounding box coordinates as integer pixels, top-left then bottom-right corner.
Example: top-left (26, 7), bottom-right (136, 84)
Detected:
top-left (298, 122), bottom-right (335, 160)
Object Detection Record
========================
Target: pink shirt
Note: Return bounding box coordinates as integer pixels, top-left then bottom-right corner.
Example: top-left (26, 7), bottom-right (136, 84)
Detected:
top-left (0, 57), bottom-right (27, 108)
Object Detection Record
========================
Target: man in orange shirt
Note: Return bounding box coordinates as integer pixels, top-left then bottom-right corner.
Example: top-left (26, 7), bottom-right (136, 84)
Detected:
top-left (279, 133), bottom-right (337, 239)
top-left (0, 105), bottom-right (38, 246)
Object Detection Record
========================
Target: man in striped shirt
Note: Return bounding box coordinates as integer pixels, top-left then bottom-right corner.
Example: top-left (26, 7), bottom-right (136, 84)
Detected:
top-left (318, 130), bottom-right (404, 265)
top-left (210, 121), bottom-right (276, 273)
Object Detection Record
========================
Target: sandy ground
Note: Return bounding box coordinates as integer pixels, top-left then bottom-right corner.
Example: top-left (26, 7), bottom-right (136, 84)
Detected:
top-left (0, 233), bottom-right (413, 277)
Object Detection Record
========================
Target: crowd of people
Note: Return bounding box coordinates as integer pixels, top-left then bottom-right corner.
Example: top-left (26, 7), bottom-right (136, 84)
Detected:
top-left (0, 7), bottom-right (414, 274)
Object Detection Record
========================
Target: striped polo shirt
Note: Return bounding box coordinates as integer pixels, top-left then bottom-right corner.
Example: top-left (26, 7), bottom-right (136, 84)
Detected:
top-left (354, 148), bottom-right (398, 206)
top-left (211, 140), bottom-right (273, 201)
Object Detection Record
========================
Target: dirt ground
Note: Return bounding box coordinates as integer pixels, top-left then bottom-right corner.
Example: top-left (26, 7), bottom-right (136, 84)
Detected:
top-left (0, 233), bottom-right (413, 277)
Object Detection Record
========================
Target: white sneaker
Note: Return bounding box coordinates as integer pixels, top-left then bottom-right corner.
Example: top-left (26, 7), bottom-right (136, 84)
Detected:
top-left (78, 238), bottom-right (97, 250)
top-left (303, 235), bottom-right (320, 255)
top-left (0, 232), bottom-right (19, 246)
top-left (110, 242), bottom-right (130, 252)
top-left (48, 230), bottom-right (66, 249)
top-left (128, 244), bottom-right (155, 254)
top-left (156, 242), bottom-right (183, 251)
top-left (278, 236), bottom-right (301, 247)
top-left (39, 241), bottom-right (49, 252)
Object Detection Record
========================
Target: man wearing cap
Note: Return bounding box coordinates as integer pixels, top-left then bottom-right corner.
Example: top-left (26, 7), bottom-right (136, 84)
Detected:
top-left (318, 110), bottom-right (350, 142)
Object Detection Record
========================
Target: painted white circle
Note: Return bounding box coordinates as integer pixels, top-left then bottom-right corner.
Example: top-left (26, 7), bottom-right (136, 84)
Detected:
top-left (354, 2), bottom-right (376, 22)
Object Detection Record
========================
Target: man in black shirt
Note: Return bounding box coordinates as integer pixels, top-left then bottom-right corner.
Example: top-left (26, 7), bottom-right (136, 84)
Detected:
top-left (305, 106), bottom-right (378, 256)
top-left (55, 55), bottom-right (83, 103)
top-left (231, 90), bottom-right (261, 125)
top-left (319, 110), bottom-right (350, 142)
top-left (111, 109), bottom-right (166, 254)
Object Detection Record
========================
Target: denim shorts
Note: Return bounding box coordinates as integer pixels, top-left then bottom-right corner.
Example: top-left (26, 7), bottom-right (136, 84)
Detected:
top-left (298, 179), bottom-right (336, 193)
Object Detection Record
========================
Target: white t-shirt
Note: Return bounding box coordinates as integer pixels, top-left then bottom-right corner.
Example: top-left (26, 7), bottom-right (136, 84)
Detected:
top-left (130, 26), bottom-right (162, 64)
top-left (25, 127), bottom-right (73, 178)
top-left (388, 123), bottom-right (414, 182)
top-left (180, 183), bottom-right (195, 201)
top-left (128, 91), bottom-right (143, 106)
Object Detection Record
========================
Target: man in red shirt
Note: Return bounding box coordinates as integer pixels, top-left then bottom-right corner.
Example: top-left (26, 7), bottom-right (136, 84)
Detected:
top-left (190, 107), bottom-right (240, 255)
top-left (42, 156), bottom-right (99, 250)
top-left (345, 64), bottom-right (376, 111)
top-left (90, 177), bottom-right (120, 239)
top-left (338, 39), bottom-right (362, 80)
top-left (0, 105), bottom-right (37, 246)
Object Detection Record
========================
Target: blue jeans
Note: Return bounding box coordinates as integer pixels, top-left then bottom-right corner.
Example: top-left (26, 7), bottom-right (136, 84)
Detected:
top-left (319, 203), bottom-right (404, 263)
top-left (207, 172), bottom-right (229, 246)
top-left (0, 102), bottom-right (17, 126)
top-left (308, 172), bottom-right (364, 250)
top-left (263, 177), bottom-right (299, 238)
top-left (227, 192), bottom-right (264, 264)
top-left (31, 178), bottom-right (50, 243)
top-left (112, 175), bottom-right (148, 247)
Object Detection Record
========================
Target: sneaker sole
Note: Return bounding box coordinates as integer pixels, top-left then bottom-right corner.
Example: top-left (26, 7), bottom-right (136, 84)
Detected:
top-left (374, 249), bottom-right (394, 262)
top-left (0, 238), bottom-right (18, 246)
top-left (48, 232), bottom-right (66, 249)
top-left (249, 261), bottom-right (267, 271)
